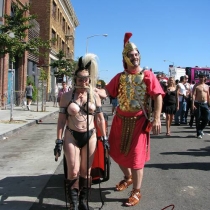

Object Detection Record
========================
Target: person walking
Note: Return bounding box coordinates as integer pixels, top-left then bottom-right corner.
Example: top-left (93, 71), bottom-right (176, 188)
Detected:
top-left (189, 81), bottom-right (196, 127)
top-left (105, 32), bottom-right (164, 207)
top-left (53, 84), bottom-right (59, 107)
top-left (184, 75), bottom-right (191, 124)
top-left (57, 81), bottom-right (69, 106)
top-left (174, 76), bottom-right (188, 125)
top-left (162, 77), bottom-right (177, 135)
top-left (25, 82), bottom-right (34, 110)
top-left (54, 54), bottom-right (107, 210)
top-left (156, 74), bottom-right (166, 119)
top-left (192, 73), bottom-right (210, 139)
top-left (94, 81), bottom-right (107, 103)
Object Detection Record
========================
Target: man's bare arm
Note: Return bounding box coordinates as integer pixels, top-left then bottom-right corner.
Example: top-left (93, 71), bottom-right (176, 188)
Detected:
top-left (152, 94), bottom-right (162, 135)
top-left (191, 84), bottom-right (197, 110)
top-left (207, 85), bottom-right (210, 106)
top-left (95, 88), bottom-right (107, 99)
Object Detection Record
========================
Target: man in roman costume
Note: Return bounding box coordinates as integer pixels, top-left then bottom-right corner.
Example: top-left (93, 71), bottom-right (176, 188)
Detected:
top-left (105, 32), bottom-right (164, 207)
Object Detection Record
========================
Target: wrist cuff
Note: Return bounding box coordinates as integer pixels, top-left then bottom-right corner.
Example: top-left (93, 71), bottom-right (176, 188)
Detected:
top-left (55, 139), bottom-right (63, 144)
top-left (102, 136), bottom-right (108, 141)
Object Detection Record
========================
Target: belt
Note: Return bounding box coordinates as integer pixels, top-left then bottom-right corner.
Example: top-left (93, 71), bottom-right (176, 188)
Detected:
top-left (116, 112), bottom-right (143, 155)
top-left (194, 101), bottom-right (207, 105)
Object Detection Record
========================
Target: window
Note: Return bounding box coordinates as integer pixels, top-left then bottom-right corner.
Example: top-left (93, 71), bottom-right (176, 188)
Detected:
top-left (52, 1), bottom-right (56, 18)
top-left (62, 41), bottom-right (65, 52)
top-left (57, 35), bottom-right (59, 48)
top-left (57, 8), bottom-right (59, 21)
top-left (51, 29), bottom-right (56, 46)
top-left (66, 47), bottom-right (71, 59)
top-left (62, 18), bottom-right (65, 32)
top-left (67, 26), bottom-right (70, 35)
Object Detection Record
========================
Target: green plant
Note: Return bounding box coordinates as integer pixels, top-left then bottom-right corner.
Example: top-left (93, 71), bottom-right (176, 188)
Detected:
top-left (50, 50), bottom-right (77, 79)
top-left (0, 3), bottom-right (51, 61)
top-left (39, 68), bottom-right (48, 81)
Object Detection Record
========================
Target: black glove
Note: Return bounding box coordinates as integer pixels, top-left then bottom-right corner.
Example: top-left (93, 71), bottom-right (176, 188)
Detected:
top-left (54, 139), bottom-right (63, 161)
top-left (101, 136), bottom-right (110, 151)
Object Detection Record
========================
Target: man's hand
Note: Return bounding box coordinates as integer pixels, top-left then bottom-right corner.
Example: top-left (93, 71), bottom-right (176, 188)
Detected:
top-left (54, 139), bottom-right (63, 161)
top-left (152, 118), bottom-right (161, 135)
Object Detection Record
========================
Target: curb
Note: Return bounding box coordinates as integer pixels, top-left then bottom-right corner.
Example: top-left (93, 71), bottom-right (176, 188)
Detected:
top-left (0, 110), bottom-right (58, 140)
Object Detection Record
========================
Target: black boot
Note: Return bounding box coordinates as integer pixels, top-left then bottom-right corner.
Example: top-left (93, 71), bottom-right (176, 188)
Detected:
top-left (78, 176), bottom-right (93, 210)
top-left (65, 179), bottom-right (79, 210)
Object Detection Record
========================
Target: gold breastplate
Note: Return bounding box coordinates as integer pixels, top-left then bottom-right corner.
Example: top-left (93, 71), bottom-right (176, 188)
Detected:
top-left (118, 72), bottom-right (149, 112)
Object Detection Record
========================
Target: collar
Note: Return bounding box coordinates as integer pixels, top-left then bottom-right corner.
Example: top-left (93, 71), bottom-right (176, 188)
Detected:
top-left (124, 69), bottom-right (141, 75)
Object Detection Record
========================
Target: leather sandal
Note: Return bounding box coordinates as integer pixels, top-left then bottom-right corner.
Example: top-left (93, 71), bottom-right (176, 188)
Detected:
top-left (125, 189), bottom-right (141, 207)
top-left (115, 175), bottom-right (133, 191)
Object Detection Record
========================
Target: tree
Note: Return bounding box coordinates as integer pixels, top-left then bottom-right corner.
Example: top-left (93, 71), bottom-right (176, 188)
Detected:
top-left (50, 50), bottom-right (77, 80)
top-left (39, 68), bottom-right (48, 81)
top-left (0, 3), bottom-right (51, 62)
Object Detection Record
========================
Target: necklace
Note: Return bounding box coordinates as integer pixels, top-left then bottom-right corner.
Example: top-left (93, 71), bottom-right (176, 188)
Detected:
top-left (72, 115), bottom-right (94, 130)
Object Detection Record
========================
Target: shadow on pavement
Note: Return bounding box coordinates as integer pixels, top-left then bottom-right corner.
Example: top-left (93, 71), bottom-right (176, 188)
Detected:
top-left (160, 146), bottom-right (210, 157)
top-left (0, 174), bottom-right (66, 210)
top-left (145, 162), bottom-right (210, 171)
top-left (151, 134), bottom-right (196, 139)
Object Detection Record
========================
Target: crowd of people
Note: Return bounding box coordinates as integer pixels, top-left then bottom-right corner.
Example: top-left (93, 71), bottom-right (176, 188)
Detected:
top-left (53, 32), bottom-right (210, 209)
top-left (157, 72), bottom-right (210, 138)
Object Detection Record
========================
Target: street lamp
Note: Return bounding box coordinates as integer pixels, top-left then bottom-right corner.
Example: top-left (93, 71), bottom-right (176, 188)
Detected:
top-left (163, 60), bottom-right (175, 77)
top-left (86, 34), bottom-right (108, 53)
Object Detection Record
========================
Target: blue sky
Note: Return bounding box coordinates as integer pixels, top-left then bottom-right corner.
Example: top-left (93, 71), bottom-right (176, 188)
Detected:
top-left (70, 0), bottom-right (210, 83)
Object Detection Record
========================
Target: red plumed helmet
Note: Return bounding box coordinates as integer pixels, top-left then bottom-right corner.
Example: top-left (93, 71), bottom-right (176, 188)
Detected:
top-left (124, 32), bottom-right (132, 47)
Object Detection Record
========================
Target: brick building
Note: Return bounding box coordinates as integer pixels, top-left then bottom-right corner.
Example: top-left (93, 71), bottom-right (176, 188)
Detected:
top-left (0, 0), bottom-right (30, 108)
top-left (29, 0), bottom-right (79, 100)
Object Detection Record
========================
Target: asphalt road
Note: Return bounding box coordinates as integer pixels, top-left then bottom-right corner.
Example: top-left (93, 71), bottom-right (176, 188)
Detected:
top-left (0, 101), bottom-right (210, 210)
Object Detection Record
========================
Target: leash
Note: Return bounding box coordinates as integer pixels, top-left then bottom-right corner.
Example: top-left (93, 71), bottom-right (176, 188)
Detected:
top-left (162, 204), bottom-right (175, 210)
top-left (86, 90), bottom-right (90, 210)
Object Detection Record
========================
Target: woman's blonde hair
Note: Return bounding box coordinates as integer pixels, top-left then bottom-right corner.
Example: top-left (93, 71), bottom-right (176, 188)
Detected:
top-left (168, 77), bottom-right (176, 87)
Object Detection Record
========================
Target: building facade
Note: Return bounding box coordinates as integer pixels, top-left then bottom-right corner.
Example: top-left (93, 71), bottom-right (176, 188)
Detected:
top-left (29, 0), bottom-right (79, 100)
top-left (0, 0), bottom-right (41, 108)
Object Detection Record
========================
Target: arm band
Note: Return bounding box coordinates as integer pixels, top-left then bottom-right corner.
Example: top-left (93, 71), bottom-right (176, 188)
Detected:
top-left (59, 107), bottom-right (67, 114)
top-left (96, 106), bottom-right (103, 113)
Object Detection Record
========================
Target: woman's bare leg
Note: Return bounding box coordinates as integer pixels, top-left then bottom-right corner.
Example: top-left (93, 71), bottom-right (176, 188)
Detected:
top-left (166, 113), bottom-right (170, 134)
top-left (64, 135), bottom-right (81, 179)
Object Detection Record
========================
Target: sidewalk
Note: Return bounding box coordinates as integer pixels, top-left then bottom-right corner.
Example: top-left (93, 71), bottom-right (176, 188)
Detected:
top-left (0, 102), bottom-right (59, 140)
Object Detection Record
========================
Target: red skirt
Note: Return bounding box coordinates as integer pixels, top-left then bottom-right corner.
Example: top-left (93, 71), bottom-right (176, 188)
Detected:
top-left (109, 107), bottom-right (150, 169)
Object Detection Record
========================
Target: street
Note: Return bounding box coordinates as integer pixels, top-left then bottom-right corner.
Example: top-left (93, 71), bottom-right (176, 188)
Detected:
top-left (0, 100), bottom-right (210, 210)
